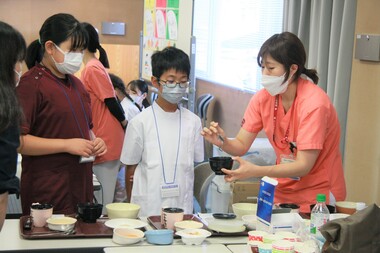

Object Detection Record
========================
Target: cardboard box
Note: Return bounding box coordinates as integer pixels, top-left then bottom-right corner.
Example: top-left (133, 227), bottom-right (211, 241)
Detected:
top-left (230, 180), bottom-right (261, 205)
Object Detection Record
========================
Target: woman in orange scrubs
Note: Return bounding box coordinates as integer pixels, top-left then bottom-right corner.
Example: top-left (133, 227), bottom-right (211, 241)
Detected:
top-left (201, 32), bottom-right (346, 213)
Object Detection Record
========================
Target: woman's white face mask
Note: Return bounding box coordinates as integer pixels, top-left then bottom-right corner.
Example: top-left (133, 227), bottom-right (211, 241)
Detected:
top-left (261, 72), bottom-right (292, 96)
top-left (51, 44), bottom-right (83, 75)
top-left (130, 94), bottom-right (144, 106)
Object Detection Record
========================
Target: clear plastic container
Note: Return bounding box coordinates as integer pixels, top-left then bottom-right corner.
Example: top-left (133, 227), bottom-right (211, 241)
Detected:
top-left (310, 194), bottom-right (330, 242)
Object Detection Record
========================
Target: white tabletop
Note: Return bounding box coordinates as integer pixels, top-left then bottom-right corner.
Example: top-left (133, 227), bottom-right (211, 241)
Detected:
top-left (104, 244), bottom-right (233, 253)
top-left (0, 218), bottom-right (248, 251)
top-left (227, 244), bottom-right (251, 253)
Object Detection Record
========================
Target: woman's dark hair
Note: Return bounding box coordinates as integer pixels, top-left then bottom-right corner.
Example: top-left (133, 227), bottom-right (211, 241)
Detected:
top-left (26, 13), bottom-right (88, 69)
top-left (109, 73), bottom-right (142, 111)
top-left (109, 73), bottom-right (128, 97)
top-left (257, 32), bottom-right (319, 84)
top-left (151, 46), bottom-right (190, 79)
top-left (83, 22), bottom-right (110, 68)
top-left (0, 21), bottom-right (26, 132)
top-left (127, 79), bottom-right (150, 108)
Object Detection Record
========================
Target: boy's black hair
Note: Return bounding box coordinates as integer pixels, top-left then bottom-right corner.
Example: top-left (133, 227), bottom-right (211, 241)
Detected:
top-left (151, 47), bottom-right (190, 79)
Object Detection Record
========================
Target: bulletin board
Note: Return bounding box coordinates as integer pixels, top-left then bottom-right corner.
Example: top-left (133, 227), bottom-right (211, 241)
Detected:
top-left (140, 0), bottom-right (194, 80)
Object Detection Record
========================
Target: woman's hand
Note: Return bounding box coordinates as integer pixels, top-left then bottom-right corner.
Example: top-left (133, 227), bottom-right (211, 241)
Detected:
top-left (91, 137), bottom-right (107, 157)
top-left (201, 121), bottom-right (226, 147)
top-left (222, 156), bottom-right (256, 182)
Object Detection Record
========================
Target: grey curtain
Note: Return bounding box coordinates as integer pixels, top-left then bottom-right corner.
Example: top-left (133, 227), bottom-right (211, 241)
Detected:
top-left (283, 0), bottom-right (357, 159)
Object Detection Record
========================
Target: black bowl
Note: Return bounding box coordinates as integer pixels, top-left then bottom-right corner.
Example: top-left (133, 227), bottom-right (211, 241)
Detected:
top-left (209, 156), bottom-right (233, 175)
top-left (310, 204), bottom-right (335, 214)
top-left (77, 203), bottom-right (103, 223)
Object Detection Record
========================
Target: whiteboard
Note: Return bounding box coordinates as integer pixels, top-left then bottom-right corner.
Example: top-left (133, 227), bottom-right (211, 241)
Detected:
top-left (140, 0), bottom-right (194, 81)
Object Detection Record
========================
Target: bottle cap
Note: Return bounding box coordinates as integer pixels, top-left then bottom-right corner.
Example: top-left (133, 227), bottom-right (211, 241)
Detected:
top-left (316, 194), bottom-right (326, 202)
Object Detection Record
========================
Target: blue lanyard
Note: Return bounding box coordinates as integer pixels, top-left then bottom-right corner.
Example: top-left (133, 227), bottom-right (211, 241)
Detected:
top-left (39, 66), bottom-right (90, 138)
top-left (151, 104), bottom-right (181, 184)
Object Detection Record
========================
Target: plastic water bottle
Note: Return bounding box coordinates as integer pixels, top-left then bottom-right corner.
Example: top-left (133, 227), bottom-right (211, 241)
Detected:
top-left (310, 194), bottom-right (330, 242)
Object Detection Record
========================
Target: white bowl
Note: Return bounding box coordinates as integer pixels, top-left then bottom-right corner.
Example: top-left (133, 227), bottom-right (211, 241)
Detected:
top-left (232, 203), bottom-right (257, 219)
top-left (174, 220), bottom-right (203, 231)
top-left (242, 214), bottom-right (257, 230)
top-left (330, 213), bottom-right (350, 220)
top-left (46, 217), bottom-right (77, 232)
top-left (106, 203), bottom-right (140, 219)
top-left (205, 217), bottom-right (245, 233)
top-left (175, 228), bottom-right (211, 245)
top-left (112, 227), bottom-right (144, 245)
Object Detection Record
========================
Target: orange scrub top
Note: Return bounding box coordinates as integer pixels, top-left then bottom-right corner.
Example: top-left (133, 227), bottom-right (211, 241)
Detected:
top-left (81, 59), bottom-right (124, 164)
top-left (242, 77), bottom-right (346, 213)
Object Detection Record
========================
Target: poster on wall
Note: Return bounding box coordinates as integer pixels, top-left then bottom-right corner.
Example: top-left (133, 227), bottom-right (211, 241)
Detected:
top-left (142, 0), bottom-right (180, 80)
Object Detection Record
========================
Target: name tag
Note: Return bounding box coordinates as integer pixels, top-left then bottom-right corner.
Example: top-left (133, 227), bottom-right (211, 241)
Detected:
top-left (79, 155), bottom-right (95, 163)
top-left (160, 184), bottom-right (180, 198)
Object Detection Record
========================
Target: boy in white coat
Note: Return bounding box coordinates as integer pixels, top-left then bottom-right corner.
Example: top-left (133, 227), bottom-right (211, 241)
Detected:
top-left (120, 47), bottom-right (204, 217)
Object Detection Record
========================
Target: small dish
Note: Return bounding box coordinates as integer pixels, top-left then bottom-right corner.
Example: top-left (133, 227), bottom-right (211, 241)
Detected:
top-left (209, 156), bottom-right (233, 175)
top-left (46, 217), bottom-right (77, 232)
top-left (175, 228), bottom-right (211, 245)
top-left (145, 229), bottom-right (174, 245)
top-left (174, 220), bottom-right (203, 231)
top-left (242, 214), bottom-right (257, 230)
top-left (105, 218), bottom-right (147, 229)
top-left (112, 227), bottom-right (144, 245)
top-left (77, 202), bottom-right (103, 223)
top-left (213, 213), bottom-right (236, 219)
top-left (106, 203), bottom-right (140, 219)
top-left (335, 201), bottom-right (356, 215)
top-left (232, 203), bottom-right (258, 219)
top-left (330, 213), bottom-right (350, 220)
top-left (205, 217), bottom-right (245, 233)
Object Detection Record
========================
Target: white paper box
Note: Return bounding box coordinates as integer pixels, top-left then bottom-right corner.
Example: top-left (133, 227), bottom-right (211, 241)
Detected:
top-left (257, 213), bottom-right (304, 233)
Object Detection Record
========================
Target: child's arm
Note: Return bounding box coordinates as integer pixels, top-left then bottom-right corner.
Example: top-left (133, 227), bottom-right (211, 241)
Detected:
top-left (125, 164), bottom-right (137, 203)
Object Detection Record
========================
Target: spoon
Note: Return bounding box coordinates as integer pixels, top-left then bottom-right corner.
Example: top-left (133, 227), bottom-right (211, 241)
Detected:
top-left (31, 228), bottom-right (76, 236)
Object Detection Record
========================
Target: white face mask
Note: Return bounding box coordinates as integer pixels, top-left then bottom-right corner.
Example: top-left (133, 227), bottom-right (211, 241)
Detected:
top-left (160, 85), bottom-right (187, 104)
top-left (130, 94), bottom-right (143, 106)
top-left (14, 66), bottom-right (22, 87)
top-left (51, 44), bottom-right (83, 75)
top-left (261, 73), bottom-right (291, 96)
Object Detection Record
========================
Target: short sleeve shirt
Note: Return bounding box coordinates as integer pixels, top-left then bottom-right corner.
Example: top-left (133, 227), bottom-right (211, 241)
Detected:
top-left (16, 64), bottom-right (94, 215)
top-left (242, 78), bottom-right (346, 212)
top-left (81, 59), bottom-right (124, 163)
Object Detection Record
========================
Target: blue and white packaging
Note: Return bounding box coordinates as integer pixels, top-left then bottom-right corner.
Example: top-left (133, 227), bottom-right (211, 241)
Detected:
top-left (256, 176), bottom-right (278, 232)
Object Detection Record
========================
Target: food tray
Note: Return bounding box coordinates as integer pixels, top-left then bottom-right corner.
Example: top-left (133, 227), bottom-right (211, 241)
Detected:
top-left (147, 214), bottom-right (248, 237)
top-left (20, 216), bottom-right (116, 240)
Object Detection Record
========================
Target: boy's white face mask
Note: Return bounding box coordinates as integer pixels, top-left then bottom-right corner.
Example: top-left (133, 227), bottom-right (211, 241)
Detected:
top-left (261, 73), bottom-right (291, 96)
top-left (160, 85), bottom-right (187, 104)
top-left (51, 44), bottom-right (83, 75)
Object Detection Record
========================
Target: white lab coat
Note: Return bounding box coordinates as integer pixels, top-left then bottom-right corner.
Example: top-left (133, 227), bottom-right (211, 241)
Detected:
top-left (120, 102), bottom-right (204, 217)
top-left (120, 97), bottom-right (140, 122)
